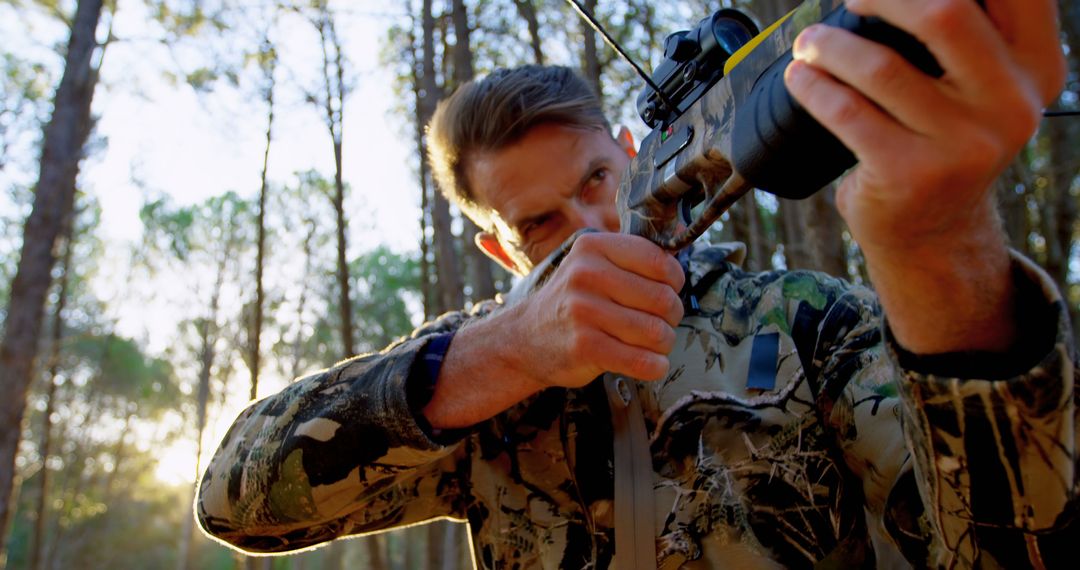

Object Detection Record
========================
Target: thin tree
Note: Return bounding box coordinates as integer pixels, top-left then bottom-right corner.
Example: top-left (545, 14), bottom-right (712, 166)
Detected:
top-left (0, 0), bottom-right (105, 558)
top-left (249, 33), bottom-right (276, 403)
top-left (452, 0), bottom-right (499, 303)
top-left (579, 0), bottom-right (602, 102)
top-left (403, 4), bottom-right (435, 318)
top-left (421, 0), bottom-right (464, 314)
top-left (28, 210), bottom-right (75, 570)
top-left (513, 0), bottom-right (544, 64)
top-left (302, 0), bottom-right (356, 357)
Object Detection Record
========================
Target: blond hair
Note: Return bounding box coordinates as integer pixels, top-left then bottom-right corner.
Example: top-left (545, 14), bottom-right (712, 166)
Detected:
top-left (426, 65), bottom-right (609, 223)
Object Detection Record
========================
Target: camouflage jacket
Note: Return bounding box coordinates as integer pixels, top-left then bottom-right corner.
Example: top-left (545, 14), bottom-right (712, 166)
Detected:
top-left (197, 243), bottom-right (1078, 569)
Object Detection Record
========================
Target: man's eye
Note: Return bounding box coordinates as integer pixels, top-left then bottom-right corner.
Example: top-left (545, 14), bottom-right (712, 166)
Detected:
top-left (521, 216), bottom-right (550, 238)
top-left (581, 168), bottom-right (608, 201)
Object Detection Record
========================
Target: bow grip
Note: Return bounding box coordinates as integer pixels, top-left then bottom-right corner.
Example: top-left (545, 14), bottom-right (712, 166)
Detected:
top-left (731, 3), bottom-right (958, 200)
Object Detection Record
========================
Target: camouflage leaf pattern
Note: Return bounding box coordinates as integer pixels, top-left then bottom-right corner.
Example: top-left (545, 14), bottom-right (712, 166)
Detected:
top-left (197, 245), bottom-right (1078, 569)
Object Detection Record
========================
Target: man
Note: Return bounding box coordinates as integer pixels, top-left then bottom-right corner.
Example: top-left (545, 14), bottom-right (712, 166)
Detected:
top-left (197, 0), bottom-right (1075, 567)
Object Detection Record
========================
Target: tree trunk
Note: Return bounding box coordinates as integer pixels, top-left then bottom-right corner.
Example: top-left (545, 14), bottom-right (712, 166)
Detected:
top-left (580, 0), bottom-right (602, 102)
top-left (451, 0), bottom-right (498, 303)
top-left (323, 540), bottom-right (345, 570)
top-left (419, 0), bottom-right (463, 314)
top-left (290, 219), bottom-right (317, 380)
top-left (996, 157), bottom-right (1032, 257)
top-left (0, 0), bottom-right (103, 559)
top-left (101, 412), bottom-right (133, 503)
top-left (312, 3), bottom-right (354, 358)
top-left (427, 520), bottom-right (447, 570)
top-left (28, 217), bottom-right (74, 570)
top-left (420, 184), bottom-right (434, 318)
top-left (45, 344), bottom-right (108, 569)
top-left (1041, 2), bottom-right (1079, 313)
top-left (249, 37), bottom-right (275, 403)
top-left (746, 191), bottom-right (767, 271)
top-left (406, 2), bottom-right (435, 319)
top-left (369, 532), bottom-right (388, 570)
top-left (432, 195), bottom-right (465, 314)
top-left (513, 0), bottom-right (544, 64)
top-left (178, 242), bottom-right (229, 570)
top-left (443, 522), bottom-right (465, 570)
top-left (778, 199), bottom-right (810, 270)
top-left (728, 200), bottom-right (759, 271)
top-left (801, 186), bottom-right (848, 278)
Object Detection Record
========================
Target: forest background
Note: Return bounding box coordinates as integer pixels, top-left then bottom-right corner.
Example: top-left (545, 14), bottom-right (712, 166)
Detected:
top-left (0, 0), bottom-right (1077, 568)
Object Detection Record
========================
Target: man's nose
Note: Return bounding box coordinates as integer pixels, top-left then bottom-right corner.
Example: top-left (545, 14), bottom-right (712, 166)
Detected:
top-left (572, 204), bottom-right (617, 232)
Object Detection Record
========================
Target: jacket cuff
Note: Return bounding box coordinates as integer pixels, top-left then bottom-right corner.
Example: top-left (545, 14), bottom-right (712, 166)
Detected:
top-left (405, 332), bottom-right (474, 446)
top-left (883, 251), bottom-right (1072, 381)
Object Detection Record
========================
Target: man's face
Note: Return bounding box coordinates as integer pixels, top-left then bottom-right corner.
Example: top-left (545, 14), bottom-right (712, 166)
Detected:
top-left (466, 123), bottom-right (631, 274)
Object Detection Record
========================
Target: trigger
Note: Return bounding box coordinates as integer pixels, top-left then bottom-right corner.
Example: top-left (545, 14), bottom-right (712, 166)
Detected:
top-left (679, 198), bottom-right (694, 225)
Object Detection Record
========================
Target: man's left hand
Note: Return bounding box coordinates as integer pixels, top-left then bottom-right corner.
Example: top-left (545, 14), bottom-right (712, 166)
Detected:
top-left (784, 0), bottom-right (1066, 354)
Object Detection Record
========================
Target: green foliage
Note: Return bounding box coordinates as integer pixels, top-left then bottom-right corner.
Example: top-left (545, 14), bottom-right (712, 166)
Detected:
top-left (352, 245), bottom-right (422, 351)
top-left (6, 457), bottom-right (200, 570)
top-left (1, 52), bottom-right (54, 172)
top-left (140, 191), bottom-right (251, 264)
top-left (66, 332), bottom-right (181, 416)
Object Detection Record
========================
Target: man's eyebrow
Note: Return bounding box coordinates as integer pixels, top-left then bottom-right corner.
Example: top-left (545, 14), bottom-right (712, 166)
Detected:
top-left (574, 157), bottom-right (608, 192)
top-left (510, 156), bottom-right (610, 231)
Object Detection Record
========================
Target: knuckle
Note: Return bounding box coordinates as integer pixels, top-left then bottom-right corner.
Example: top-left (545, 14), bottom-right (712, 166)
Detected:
top-left (628, 350), bottom-right (655, 379)
top-left (636, 352), bottom-right (668, 381)
top-left (647, 283), bottom-right (672, 313)
top-left (827, 92), bottom-right (864, 127)
top-left (567, 329), bottom-right (594, 362)
top-left (921, 0), bottom-right (965, 36)
top-left (865, 53), bottom-right (904, 92)
top-left (643, 317), bottom-right (671, 348)
top-left (655, 322), bottom-right (677, 353)
top-left (668, 295), bottom-right (685, 325)
top-left (565, 264), bottom-right (601, 291)
top-left (572, 233), bottom-right (600, 255)
top-left (670, 259), bottom-right (686, 290)
top-left (564, 293), bottom-right (593, 324)
top-left (648, 247), bottom-right (669, 275)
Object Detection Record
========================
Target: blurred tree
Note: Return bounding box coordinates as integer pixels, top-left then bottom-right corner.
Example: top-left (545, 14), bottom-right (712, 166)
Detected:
top-left (0, 0), bottom-right (109, 560)
top-left (140, 191), bottom-right (252, 570)
top-left (26, 204), bottom-right (74, 570)
top-left (301, 0), bottom-right (357, 359)
top-left (246, 29), bottom-right (277, 406)
top-left (450, 0), bottom-right (499, 304)
top-left (424, 0), bottom-right (466, 315)
top-left (513, 0), bottom-right (544, 64)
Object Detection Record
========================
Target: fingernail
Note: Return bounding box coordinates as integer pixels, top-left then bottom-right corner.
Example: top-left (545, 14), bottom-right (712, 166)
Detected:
top-left (792, 25), bottom-right (820, 61)
top-left (784, 60), bottom-right (808, 92)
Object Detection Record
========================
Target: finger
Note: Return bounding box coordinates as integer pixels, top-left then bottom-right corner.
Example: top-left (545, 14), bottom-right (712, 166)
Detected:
top-left (577, 295), bottom-right (677, 354)
top-left (581, 329), bottom-right (670, 381)
top-left (844, 0), bottom-right (1014, 96)
top-left (784, 58), bottom-right (918, 167)
top-left (565, 263), bottom-right (684, 326)
top-left (573, 233), bottom-right (685, 292)
top-left (982, 0), bottom-right (1066, 104)
top-left (793, 25), bottom-right (961, 136)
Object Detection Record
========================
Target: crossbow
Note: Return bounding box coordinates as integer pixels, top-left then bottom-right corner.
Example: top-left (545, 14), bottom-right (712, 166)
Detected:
top-left (566, 0), bottom-right (1036, 251)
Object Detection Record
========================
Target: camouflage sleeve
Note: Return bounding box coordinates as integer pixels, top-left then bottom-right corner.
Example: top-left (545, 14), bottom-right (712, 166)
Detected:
top-left (195, 302), bottom-right (497, 554)
top-left (817, 253), bottom-right (1078, 567)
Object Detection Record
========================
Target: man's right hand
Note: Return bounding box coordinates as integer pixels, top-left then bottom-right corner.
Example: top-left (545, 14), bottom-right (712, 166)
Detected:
top-left (510, 233), bottom-right (685, 388)
top-left (423, 233), bottom-right (685, 429)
